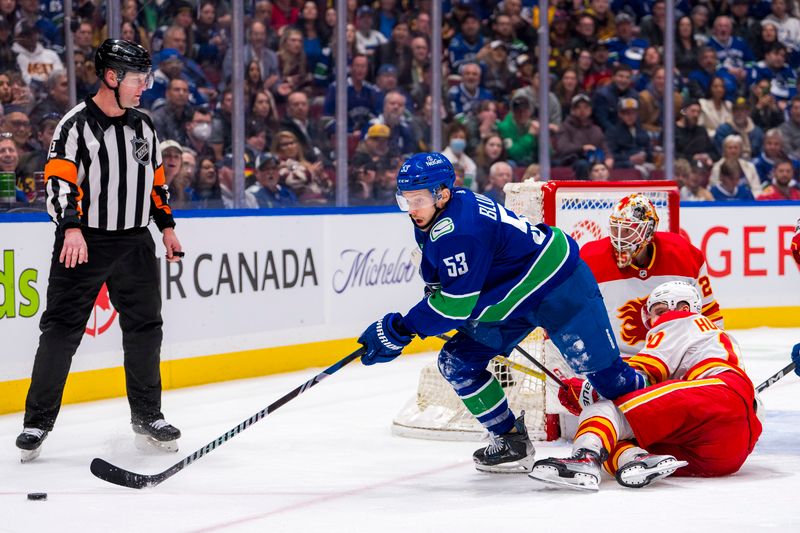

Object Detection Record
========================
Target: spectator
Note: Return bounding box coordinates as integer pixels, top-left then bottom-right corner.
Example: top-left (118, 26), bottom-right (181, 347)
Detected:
top-left (752, 20), bottom-right (783, 64)
top-left (687, 46), bottom-right (738, 101)
top-left (482, 13), bottom-right (527, 65)
top-left (690, 4), bottom-right (712, 43)
top-left (710, 159), bottom-right (755, 201)
top-left (779, 96), bottom-right (800, 158)
top-left (583, 42), bottom-right (613, 94)
top-left (193, 0), bottom-right (225, 68)
top-left (575, 49), bottom-right (594, 90)
top-left (73, 51), bottom-right (99, 101)
top-left (272, 0), bottom-right (299, 31)
top-left (548, 10), bottom-right (572, 73)
top-left (250, 89), bottom-right (281, 139)
top-left (273, 130), bottom-right (330, 205)
top-left (676, 16), bottom-right (700, 76)
top-left (462, 99), bottom-right (499, 154)
top-left (183, 107), bottom-right (215, 160)
top-left (378, 21), bottom-right (412, 80)
top-left (707, 15), bottom-right (754, 85)
top-left (409, 94), bottom-right (446, 152)
top-left (0, 111), bottom-right (34, 157)
top-left (500, 0), bottom-right (536, 44)
top-left (16, 112), bottom-right (60, 200)
top-left (555, 93), bottom-right (613, 179)
top-left (160, 25), bottom-right (215, 101)
top-left (354, 5), bottom-right (386, 57)
top-left (710, 135), bottom-right (763, 195)
top-left (640, 0), bottom-right (667, 46)
top-left (730, 0), bottom-right (756, 44)
top-left (753, 128), bottom-right (798, 185)
top-left (606, 97), bottom-right (652, 176)
top-left (748, 42), bottom-right (797, 104)
top-left (592, 64), bottom-right (638, 131)
top-left (216, 155), bottom-right (259, 209)
top-left (249, 152), bottom-right (298, 208)
top-left (554, 68), bottom-right (580, 121)
top-left (632, 46), bottom-right (663, 93)
top-left (483, 161), bottom-right (513, 204)
top-left (323, 54), bottom-right (381, 133)
top-left (514, 71), bottom-right (562, 134)
top-left (348, 152), bottom-right (380, 206)
top-left (29, 70), bottom-right (69, 125)
top-left (374, 64), bottom-right (411, 112)
top-left (209, 88), bottom-right (233, 160)
top-left (15, 0), bottom-right (61, 47)
top-left (758, 158), bottom-right (800, 200)
top-left (121, 0), bottom-right (151, 50)
top-left (482, 41), bottom-right (515, 103)
top-left (280, 91), bottom-right (329, 164)
top-left (0, 134), bottom-right (25, 204)
top-left (441, 122), bottom-right (478, 190)
top-left (159, 140), bottom-right (184, 193)
top-left (375, 0), bottom-right (400, 39)
top-left (447, 61), bottom-right (493, 117)
top-left (189, 155), bottom-right (224, 208)
top-left (356, 124), bottom-right (393, 168)
top-left (639, 67), bottom-right (682, 139)
top-left (11, 23), bottom-right (63, 90)
top-left (497, 92), bottom-right (540, 168)
top-left (0, 72), bottom-right (12, 111)
top-left (589, 161), bottom-right (611, 181)
top-left (475, 134), bottom-right (507, 191)
top-left (275, 27), bottom-right (311, 98)
top-left (73, 21), bottom-right (95, 58)
top-left (252, 1), bottom-right (281, 49)
top-left (153, 78), bottom-right (194, 146)
top-left (297, 1), bottom-right (329, 73)
top-left (699, 76), bottom-right (733, 138)
top-left (606, 12), bottom-right (648, 71)
top-left (366, 90), bottom-right (416, 158)
top-left (750, 78), bottom-right (784, 130)
top-left (522, 163), bottom-right (540, 181)
top-left (448, 11), bottom-right (483, 70)
top-left (242, 120), bottom-right (269, 186)
top-left (510, 53), bottom-right (535, 92)
top-left (763, 0), bottom-right (800, 53)
top-left (143, 49), bottom-right (206, 109)
top-left (567, 13), bottom-right (598, 54)
top-left (224, 20), bottom-right (280, 94)
top-left (398, 35), bottom-right (429, 93)
top-left (714, 97), bottom-right (764, 160)
top-left (243, 59), bottom-right (265, 102)
top-left (681, 161), bottom-right (714, 201)
top-left (675, 99), bottom-right (718, 167)
top-left (672, 158), bottom-right (691, 190)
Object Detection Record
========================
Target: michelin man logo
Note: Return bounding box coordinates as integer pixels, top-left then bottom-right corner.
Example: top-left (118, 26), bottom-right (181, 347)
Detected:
top-left (424, 155), bottom-right (444, 166)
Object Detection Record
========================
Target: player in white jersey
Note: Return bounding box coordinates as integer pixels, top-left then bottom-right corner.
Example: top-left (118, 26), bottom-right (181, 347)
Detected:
top-left (530, 281), bottom-right (762, 491)
top-left (580, 193), bottom-right (723, 356)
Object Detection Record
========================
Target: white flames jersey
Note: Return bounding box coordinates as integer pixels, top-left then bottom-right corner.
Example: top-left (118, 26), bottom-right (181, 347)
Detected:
top-left (626, 311), bottom-right (746, 385)
top-left (581, 232), bottom-right (723, 356)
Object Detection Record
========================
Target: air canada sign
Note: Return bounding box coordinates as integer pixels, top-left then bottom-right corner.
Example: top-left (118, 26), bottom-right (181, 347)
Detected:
top-left (332, 247), bottom-right (417, 293)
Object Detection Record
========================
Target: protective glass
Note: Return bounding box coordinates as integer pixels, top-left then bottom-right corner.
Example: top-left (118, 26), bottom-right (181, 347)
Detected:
top-left (120, 70), bottom-right (154, 89)
top-left (395, 189), bottom-right (436, 212)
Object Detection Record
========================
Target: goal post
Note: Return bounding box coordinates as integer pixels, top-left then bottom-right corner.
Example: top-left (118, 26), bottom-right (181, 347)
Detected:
top-left (391, 180), bottom-right (681, 442)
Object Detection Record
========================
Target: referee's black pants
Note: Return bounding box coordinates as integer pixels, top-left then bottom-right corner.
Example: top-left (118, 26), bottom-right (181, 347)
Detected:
top-left (24, 227), bottom-right (165, 430)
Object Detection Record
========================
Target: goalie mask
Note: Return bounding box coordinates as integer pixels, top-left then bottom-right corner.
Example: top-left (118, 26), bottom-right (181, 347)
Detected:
top-left (642, 281), bottom-right (702, 328)
top-left (609, 193), bottom-right (659, 268)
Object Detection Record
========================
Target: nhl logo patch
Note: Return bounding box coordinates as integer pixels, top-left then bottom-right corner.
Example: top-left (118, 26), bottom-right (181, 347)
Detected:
top-left (131, 137), bottom-right (150, 165)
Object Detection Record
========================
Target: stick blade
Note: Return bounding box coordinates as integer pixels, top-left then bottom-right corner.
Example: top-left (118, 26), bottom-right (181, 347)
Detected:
top-left (90, 458), bottom-right (162, 489)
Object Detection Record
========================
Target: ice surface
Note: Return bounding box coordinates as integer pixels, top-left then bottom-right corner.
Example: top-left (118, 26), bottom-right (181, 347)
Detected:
top-left (1, 328), bottom-right (799, 532)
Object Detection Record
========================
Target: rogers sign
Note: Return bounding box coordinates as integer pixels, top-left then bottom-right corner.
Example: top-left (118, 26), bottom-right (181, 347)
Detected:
top-left (692, 224), bottom-right (799, 277)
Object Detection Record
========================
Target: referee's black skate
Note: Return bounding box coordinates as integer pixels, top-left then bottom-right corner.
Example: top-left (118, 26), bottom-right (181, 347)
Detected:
top-left (132, 418), bottom-right (181, 453)
top-left (473, 412), bottom-right (535, 473)
top-left (16, 428), bottom-right (49, 463)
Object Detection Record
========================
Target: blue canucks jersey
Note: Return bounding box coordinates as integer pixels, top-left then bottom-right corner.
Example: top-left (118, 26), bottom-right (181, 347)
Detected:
top-left (403, 189), bottom-right (579, 337)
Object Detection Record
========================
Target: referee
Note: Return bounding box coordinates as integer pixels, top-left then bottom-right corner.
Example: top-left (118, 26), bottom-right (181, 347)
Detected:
top-left (16, 40), bottom-right (183, 461)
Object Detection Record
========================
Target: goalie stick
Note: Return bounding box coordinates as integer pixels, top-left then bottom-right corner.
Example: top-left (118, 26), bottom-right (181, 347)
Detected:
top-left (90, 346), bottom-right (366, 489)
top-left (755, 361), bottom-right (796, 393)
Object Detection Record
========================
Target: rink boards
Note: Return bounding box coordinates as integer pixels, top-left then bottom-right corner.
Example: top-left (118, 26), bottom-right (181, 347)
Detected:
top-left (0, 202), bottom-right (798, 414)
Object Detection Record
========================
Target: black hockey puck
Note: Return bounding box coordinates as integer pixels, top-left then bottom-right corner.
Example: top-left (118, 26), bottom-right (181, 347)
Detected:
top-left (27, 492), bottom-right (47, 501)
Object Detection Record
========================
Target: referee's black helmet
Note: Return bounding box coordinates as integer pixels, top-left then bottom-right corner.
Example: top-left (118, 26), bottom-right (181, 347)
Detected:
top-left (95, 39), bottom-right (152, 78)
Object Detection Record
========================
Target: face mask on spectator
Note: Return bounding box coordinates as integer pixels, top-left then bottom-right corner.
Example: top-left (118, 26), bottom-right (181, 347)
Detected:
top-left (192, 122), bottom-right (212, 141)
top-left (449, 138), bottom-right (466, 154)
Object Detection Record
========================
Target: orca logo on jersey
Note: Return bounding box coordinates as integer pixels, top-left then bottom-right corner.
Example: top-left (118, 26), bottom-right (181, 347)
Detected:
top-left (131, 137), bottom-right (149, 165)
top-left (616, 296), bottom-right (649, 347)
top-left (430, 217), bottom-right (454, 242)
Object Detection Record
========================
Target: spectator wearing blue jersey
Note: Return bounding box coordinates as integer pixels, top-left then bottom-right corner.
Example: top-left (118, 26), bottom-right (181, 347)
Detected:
top-left (447, 62), bottom-right (493, 117)
top-left (715, 97), bottom-right (764, 160)
top-left (448, 11), bottom-right (484, 71)
top-left (358, 153), bottom-right (647, 473)
top-left (753, 128), bottom-right (799, 185)
top-left (748, 42), bottom-right (797, 103)
top-left (606, 12), bottom-right (648, 70)
top-left (710, 159), bottom-right (756, 201)
top-left (376, 0), bottom-right (400, 39)
top-left (249, 152), bottom-right (298, 208)
top-left (354, 5), bottom-right (386, 58)
top-left (707, 15), bottom-right (754, 86)
top-left (687, 46), bottom-right (739, 101)
top-left (323, 54), bottom-right (382, 133)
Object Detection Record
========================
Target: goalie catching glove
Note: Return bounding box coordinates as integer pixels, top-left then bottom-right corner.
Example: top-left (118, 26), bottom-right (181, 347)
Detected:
top-left (358, 313), bottom-right (413, 365)
top-left (558, 377), bottom-right (601, 416)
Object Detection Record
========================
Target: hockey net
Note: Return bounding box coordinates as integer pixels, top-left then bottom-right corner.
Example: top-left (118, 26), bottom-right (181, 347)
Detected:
top-left (391, 180), bottom-right (680, 442)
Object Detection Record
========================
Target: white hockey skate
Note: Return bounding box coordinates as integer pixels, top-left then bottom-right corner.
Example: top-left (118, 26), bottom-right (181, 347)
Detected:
top-left (16, 428), bottom-right (49, 463)
top-left (133, 419), bottom-right (181, 453)
top-left (615, 453), bottom-right (688, 488)
top-left (529, 448), bottom-right (607, 491)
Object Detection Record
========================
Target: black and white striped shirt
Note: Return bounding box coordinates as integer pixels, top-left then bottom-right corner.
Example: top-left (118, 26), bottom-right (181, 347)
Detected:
top-left (45, 97), bottom-right (174, 232)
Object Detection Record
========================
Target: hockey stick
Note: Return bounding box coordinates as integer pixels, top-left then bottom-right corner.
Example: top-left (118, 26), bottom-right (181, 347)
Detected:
top-left (90, 346), bottom-right (366, 489)
top-left (436, 333), bottom-right (565, 387)
top-left (494, 355), bottom-right (546, 382)
top-left (755, 361), bottom-right (796, 393)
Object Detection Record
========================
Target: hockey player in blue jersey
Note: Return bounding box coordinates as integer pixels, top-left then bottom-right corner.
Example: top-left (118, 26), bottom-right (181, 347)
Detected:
top-left (358, 153), bottom-right (647, 473)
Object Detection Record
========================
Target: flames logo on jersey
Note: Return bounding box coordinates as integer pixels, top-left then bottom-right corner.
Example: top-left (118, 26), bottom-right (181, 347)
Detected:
top-left (616, 296), bottom-right (649, 347)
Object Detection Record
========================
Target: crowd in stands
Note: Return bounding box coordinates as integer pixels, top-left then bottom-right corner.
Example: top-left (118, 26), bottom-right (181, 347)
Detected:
top-left (3, 0), bottom-right (800, 211)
